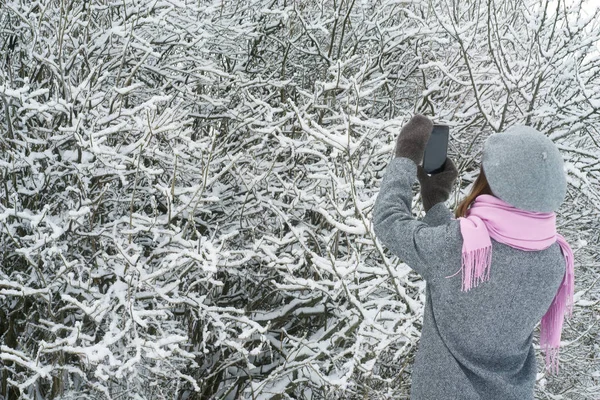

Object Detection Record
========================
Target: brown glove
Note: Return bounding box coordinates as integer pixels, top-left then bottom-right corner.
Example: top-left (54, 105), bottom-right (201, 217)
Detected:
top-left (416, 158), bottom-right (459, 212)
top-left (394, 114), bottom-right (433, 165)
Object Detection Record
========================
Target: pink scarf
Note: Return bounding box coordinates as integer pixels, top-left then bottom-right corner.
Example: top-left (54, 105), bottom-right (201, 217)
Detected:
top-left (447, 194), bottom-right (574, 375)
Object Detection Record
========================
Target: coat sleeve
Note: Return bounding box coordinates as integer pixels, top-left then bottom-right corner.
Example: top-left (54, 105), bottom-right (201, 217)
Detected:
top-left (423, 202), bottom-right (454, 227)
top-left (372, 156), bottom-right (463, 283)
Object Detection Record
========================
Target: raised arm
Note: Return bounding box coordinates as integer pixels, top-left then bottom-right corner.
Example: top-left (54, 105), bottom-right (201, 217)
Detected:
top-left (372, 157), bottom-right (461, 282)
top-left (372, 115), bottom-right (462, 282)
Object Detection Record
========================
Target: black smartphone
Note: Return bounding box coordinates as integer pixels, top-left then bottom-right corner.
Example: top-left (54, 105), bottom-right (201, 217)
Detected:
top-left (422, 124), bottom-right (449, 174)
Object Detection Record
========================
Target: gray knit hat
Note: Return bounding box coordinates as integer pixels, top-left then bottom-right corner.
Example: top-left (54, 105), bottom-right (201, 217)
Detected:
top-left (482, 125), bottom-right (567, 212)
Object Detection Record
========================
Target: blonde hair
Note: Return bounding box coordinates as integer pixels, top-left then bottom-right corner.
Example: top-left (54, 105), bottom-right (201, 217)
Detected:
top-left (455, 166), bottom-right (494, 218)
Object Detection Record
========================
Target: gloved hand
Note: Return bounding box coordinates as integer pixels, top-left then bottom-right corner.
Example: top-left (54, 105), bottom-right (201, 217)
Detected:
top-left (395, 114), bottom-right (433, 165)
top-left (416, 158), bottom-right (459, 212)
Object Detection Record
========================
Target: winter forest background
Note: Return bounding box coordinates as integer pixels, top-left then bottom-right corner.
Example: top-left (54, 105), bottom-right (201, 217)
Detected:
top-left (1, 0), bottom-right (599, 399)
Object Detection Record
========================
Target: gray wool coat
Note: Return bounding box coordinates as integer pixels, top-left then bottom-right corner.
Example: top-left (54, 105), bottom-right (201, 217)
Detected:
top-left (372, 157), bottom-right (567, 400)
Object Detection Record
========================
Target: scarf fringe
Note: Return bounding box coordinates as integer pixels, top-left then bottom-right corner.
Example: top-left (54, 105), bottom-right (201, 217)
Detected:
top-left (540, 292), bottom-right (564, 375)
top-left (540, 281), bottom-right (567, 346)
top-left (540, 244), bottom-right (575, 376)
top-left (460, 245), bottom-right (492, 292)
top-left (542, 344), bottom-right (560, 375)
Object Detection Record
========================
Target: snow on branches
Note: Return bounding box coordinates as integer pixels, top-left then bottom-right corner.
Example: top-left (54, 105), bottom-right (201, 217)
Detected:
top-left (0, 0), bottom-right (598, 399)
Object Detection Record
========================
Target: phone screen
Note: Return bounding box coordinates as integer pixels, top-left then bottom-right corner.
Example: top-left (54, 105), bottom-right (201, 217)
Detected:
top-left (423, 125), bottom-right (449, 174)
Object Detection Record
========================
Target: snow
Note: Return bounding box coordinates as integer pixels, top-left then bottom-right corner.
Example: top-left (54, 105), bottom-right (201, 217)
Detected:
top-left (0, 0), bottom-right (598, 399)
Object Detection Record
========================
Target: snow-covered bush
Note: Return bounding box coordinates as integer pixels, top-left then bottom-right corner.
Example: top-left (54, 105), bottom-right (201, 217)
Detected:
top-left (0, 0), bottom-right (598, 399)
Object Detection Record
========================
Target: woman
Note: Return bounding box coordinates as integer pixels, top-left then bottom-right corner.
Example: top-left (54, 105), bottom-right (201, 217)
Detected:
top-left (372, 115), bottom-right (574, 400)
